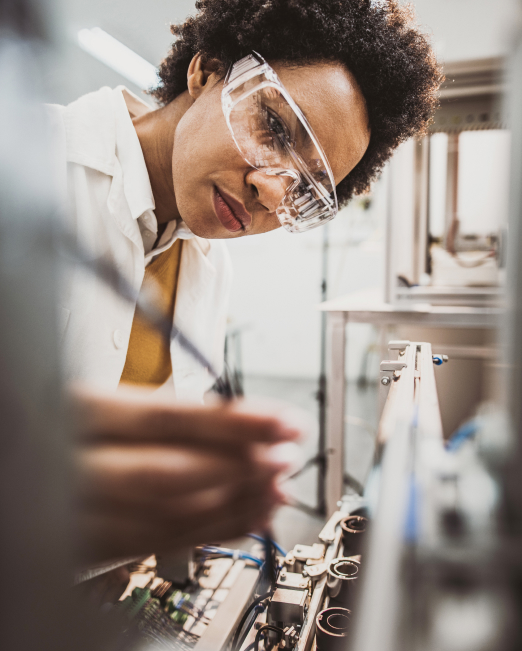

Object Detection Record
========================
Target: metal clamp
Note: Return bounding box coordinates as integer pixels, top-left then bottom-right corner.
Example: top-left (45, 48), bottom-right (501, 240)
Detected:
top-left (388, 340), bottom-right (410, 352)
top-left (380, 359), bottom-right (407, 387)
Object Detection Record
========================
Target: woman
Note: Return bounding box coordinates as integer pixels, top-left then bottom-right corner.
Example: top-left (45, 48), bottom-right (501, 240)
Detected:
top-left (58, 0), bottom-right (441, 561)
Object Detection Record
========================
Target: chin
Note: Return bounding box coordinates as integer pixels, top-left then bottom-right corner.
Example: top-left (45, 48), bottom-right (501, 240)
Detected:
top-left (179, 214), bottom-right (229, 239)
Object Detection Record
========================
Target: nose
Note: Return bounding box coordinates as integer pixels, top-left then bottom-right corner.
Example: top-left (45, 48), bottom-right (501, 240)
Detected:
top-left (247, 169), bottom-right (292, 213)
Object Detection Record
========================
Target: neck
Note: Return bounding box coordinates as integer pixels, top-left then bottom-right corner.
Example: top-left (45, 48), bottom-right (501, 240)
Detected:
top-left (132, 92), bottom-right (193, 226)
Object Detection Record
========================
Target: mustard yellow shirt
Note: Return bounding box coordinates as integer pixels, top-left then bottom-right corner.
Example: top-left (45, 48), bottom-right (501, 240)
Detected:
top-left (120, 240), bottom-right (183, 386)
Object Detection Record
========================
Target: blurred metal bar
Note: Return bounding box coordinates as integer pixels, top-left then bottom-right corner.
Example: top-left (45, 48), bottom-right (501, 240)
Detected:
top-left (504, 27), bottom-right (522, 541)
top-left (417, 343), bottom-right (444, 441)
top-left (0, 19), bottom-right (75, 651)
top-left (413, 137), bottom-right (430, 283)
top-left (325, 311), bottom-right (346, 515)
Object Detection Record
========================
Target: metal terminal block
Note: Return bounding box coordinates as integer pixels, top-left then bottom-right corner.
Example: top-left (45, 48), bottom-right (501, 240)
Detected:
top-left (268, 587), bottom-right (309, 625)
top-left (281, 625), bottom-right (299, 648)
top-left (277, 570), bottom-right (310, 591)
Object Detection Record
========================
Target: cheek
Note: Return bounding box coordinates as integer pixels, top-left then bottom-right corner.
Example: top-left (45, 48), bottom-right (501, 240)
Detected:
top-left (172, 103), bottom-right (244, 210)
top-left (173, 99), bottom-right (236, 176)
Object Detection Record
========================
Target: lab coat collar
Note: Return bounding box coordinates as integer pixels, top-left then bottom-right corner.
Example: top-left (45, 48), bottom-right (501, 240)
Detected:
top-left (62, 85), bottom-right (155, 221)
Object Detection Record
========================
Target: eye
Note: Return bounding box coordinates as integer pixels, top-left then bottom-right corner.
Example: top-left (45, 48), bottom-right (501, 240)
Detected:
top-left (265, 107), bottom-right (291, 142)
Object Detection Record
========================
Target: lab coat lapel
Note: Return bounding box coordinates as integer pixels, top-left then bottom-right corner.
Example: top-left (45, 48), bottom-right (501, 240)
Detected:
top-left (171, 237), bottom-right (217, 402)
top-left (106, 159), bottom-right (144, 253)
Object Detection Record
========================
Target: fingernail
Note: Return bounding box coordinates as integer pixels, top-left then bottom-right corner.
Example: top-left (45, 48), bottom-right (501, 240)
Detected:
top-left (263, 442), bottom-right (304, 474)
top-left (275, 408), bottom-right (314, 441)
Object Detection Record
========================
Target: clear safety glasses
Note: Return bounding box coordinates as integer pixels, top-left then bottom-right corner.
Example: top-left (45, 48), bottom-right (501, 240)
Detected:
top-left (221, 52), bottom-right (338, 233)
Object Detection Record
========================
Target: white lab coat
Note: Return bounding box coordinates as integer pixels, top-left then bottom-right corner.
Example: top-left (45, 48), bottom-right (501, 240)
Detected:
top-left (47, 86), bottom-right (232, 402)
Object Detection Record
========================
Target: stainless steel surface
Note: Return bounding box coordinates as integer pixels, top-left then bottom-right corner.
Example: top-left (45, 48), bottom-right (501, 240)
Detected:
top-left (395, 285), bottom-right (503, 307)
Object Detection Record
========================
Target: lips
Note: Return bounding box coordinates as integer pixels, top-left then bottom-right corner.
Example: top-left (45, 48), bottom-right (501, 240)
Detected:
top-left (212, 187), bottom-right (252, 233)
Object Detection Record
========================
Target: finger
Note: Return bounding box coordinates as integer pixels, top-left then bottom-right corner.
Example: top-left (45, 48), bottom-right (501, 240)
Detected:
top-left (84, 471), bottom-right (282, 523)
top-left (78, 479), bottom-right (281, 561)
top-left (75, 444), bottom-right (283, 506)
top-left (71, 385), bottom-right (306, 446)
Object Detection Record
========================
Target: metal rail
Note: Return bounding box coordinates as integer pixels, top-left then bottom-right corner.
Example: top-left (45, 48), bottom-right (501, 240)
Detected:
top-left (352, 342), bottom-right (443, 651)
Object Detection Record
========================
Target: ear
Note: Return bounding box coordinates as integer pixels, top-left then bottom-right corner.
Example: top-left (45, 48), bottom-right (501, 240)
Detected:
top-left (187, 53), bottom-right (222, 99)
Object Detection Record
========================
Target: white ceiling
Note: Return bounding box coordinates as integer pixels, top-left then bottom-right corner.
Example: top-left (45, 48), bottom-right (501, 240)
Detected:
top-left (58, 0), bottom-right (196, 65)
top-left (49, 0), bottom-right (197, 103)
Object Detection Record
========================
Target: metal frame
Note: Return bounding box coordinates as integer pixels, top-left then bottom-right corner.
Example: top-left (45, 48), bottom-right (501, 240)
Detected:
top-left (385, 57), bottom-right (506, 308)
top-left (320, 294), bottom-right (500, 515)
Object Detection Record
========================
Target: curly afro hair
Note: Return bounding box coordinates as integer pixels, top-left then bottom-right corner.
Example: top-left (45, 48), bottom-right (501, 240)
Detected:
top-left (152, 0), bottom-right (442, 207)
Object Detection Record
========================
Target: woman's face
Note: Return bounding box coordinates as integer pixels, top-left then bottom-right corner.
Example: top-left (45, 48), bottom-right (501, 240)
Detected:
top-left (172, 60), bottom-right (371, 239)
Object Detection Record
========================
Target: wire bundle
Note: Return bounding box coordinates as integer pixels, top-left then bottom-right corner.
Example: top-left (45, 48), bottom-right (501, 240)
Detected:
top-left (230, 591), bottom-right (274, 651)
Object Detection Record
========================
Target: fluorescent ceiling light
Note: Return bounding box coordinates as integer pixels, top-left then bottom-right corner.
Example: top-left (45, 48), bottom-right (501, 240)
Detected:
top-left (77, 27), bottom-right (159, 90)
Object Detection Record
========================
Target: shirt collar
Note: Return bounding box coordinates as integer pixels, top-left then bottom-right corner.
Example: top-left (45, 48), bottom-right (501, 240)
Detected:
top-left (63, 85), bottom-right (155, 221)
top-left (144, 219), bottom-right (196, 265)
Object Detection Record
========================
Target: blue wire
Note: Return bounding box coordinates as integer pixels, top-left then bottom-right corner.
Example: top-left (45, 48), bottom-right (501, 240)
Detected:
top-left (246, 533), bottom-right (287, 557)
top-left (446, 419), bottom-right (479, 452)
top-left (200, 546), bottom-right (264, 568)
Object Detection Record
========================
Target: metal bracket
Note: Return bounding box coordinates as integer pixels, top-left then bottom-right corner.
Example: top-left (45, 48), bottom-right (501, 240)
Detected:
top-left (388, 340), bottom-right (410, 353)
top-left (379, 354), bottom-right (409, 415)
top-left (380, 360), bottom-right (408, 386)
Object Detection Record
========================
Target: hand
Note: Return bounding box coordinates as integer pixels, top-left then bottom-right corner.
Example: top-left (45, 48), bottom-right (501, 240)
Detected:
top-left (70, 385), bottom-right (307, 563)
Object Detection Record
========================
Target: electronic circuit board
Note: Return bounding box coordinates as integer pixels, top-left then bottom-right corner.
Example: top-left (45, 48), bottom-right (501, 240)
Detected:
top-left (109, 492), bottom-right (367, 651)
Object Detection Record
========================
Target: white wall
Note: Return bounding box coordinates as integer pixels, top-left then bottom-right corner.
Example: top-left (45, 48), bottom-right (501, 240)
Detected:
top-left (226, 178), bottom-right (387, 380)
top-left (412, 0), bottom-right (520, 62)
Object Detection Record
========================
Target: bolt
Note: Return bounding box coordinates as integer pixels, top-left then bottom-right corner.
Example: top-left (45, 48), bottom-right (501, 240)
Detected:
top-left (381, 376), bottom-right (391, 386)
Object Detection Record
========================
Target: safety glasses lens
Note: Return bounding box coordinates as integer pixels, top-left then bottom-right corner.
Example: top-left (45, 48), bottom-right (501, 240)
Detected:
top-left (224, 56), bottom-right (338, 233)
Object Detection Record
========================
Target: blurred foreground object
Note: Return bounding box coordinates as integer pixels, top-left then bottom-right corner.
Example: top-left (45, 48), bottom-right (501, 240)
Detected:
top-left (0, 1), bottom-right (76, 649)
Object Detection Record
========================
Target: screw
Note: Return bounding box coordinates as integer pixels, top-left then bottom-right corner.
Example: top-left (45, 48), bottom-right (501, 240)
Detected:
top-left (381, 376), bottom-right (391, 386)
